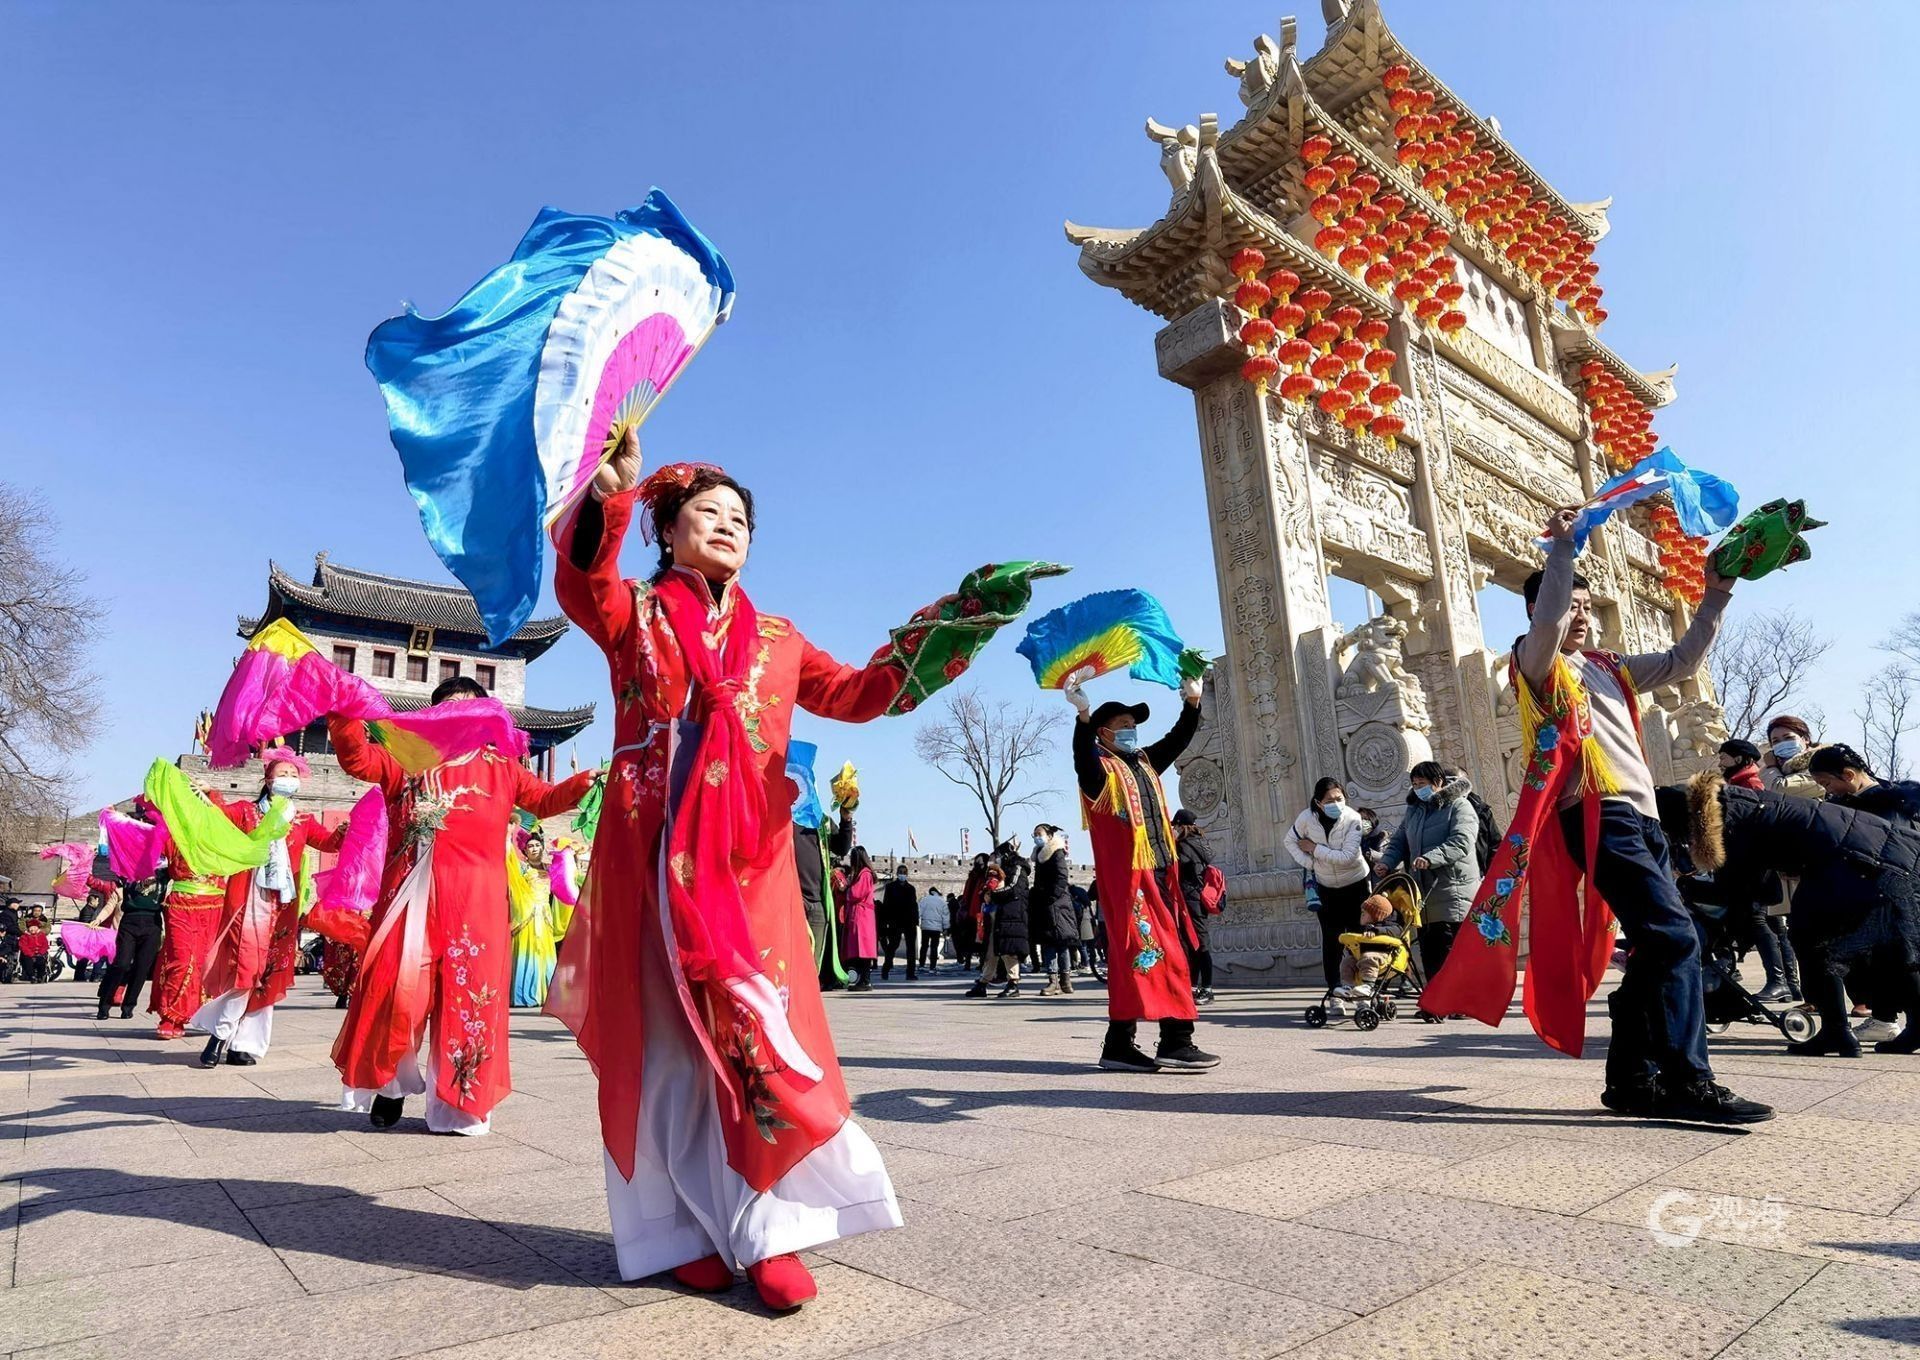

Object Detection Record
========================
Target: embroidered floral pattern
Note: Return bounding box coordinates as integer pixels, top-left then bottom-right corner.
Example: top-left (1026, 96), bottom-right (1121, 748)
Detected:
top-left (704, 760), bottom-right (729, 787)
top-left (720, 995), bottom-right (797, 1145)
top-left (442, 926), bottom-right (495, 1101)
top-left (1130, 890), bottom-right (1164, 974)
top-left (1466, 831), bottom-right (1526, 948)
top-left (671, 851), bottom-right (696, 886)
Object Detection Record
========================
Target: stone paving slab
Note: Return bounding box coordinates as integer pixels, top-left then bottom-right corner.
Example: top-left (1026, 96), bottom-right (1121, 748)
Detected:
top-left (2, 975), bottom-right (1916, 1358)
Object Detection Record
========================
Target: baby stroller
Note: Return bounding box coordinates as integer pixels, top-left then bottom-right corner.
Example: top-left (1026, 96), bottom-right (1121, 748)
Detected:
top-left (1682, 876), bottom-right (1818, 1045)
top-left (1304, 869), bottom-right (1425, 1031)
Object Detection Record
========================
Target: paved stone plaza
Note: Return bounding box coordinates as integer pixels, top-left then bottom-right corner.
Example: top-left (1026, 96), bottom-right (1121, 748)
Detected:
top-left (2, 972), bottom-right (1916, 1360)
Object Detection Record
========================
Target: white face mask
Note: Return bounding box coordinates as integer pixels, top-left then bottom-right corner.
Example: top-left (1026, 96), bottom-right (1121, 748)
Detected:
top-left (1111, 728), bottom-right (1140, 753)
top-left (269, 777), bottom-right (300, 798)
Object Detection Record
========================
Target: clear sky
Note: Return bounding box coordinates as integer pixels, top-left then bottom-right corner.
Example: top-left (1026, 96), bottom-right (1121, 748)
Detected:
top-left (4, 2), bottom-right (1916, 851)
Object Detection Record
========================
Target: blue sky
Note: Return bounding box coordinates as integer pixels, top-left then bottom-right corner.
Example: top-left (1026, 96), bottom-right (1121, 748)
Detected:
top-left (4, 2), bottom-right (1915, 852)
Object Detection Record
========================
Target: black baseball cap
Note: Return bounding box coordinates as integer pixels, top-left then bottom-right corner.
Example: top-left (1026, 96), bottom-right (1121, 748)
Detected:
top-left (1089, 700), bottom-right (1150, 730)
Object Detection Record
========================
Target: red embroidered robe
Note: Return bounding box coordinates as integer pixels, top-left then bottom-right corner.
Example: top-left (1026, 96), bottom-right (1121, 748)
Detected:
top-left (202, 800), bottom-right (348, 1011)
top-left (151, 850), bottom-right (227, 1028)
top-left (328, 718), bottom-right (593, 1119)
top-left (1083, 752), bottom-right (1198, 1024)
top-left (550, 487), bottom-right (907, 1192)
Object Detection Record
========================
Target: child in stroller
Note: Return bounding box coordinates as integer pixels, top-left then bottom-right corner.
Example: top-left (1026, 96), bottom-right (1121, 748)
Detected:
top-left (1305, 872), bottom-right (1422, 1031)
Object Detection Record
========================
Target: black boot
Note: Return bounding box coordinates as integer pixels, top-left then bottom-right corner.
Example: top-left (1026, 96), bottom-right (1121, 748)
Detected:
top-left (224, 1049), bottom-right (258, 1066)
top-left (369, 1095), bottom-right (404, 1129)
top-left (198, 1036), bottom-right (230, 1068)
top-left (334, 992), bottom-right (349, 1010)
top-left (95, 1001), bottom-right (111, 1021)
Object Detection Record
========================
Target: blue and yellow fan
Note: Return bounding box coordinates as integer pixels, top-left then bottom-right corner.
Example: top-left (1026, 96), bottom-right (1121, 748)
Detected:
top-left (1015, 589), bottom-right (1209, 691)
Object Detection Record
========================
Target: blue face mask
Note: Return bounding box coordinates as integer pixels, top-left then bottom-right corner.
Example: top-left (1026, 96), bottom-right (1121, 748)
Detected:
top-left (1413, 784), bottom-right (1436, 802)
top-left (1111, 728), bottom-right (1140, 754)
top-left (1771, 740), bottom-right (1804, 761)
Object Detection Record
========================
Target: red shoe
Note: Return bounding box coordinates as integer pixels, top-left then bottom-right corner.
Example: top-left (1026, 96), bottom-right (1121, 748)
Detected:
top-left (746, 1253), bottom-right (816, 1312)
top-left (670, 1253), bottom-right (735, 1294)
top-left (156, 1021), bottom-right (185, 1039)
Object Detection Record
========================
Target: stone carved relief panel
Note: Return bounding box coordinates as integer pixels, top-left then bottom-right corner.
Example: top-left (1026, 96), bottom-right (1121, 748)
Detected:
top-left (1431, 352), bottom-right (1582, 477)
top-left (1305, 444), bottom-right (1435, 577)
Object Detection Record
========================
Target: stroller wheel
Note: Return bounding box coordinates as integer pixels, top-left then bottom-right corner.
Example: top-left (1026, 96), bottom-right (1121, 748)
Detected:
top-left (1381, 999), bottom-right (1398, 1021)
top-left (1303, 1005), bottom-right (1328, 1029)
top-left (1706, 1020), bottom-right (1732, 1036)
top-left (1781, 1008), bottom-right (1817, 1044)
top-left (1353, 1008), bottom-right (1381, 1032)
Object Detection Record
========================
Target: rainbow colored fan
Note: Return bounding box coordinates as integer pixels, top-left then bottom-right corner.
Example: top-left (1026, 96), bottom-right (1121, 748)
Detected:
top-left (1016, 589), bottom-right (1210, 691)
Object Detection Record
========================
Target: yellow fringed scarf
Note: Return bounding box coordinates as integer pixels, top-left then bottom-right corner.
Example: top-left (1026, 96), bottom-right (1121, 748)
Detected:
top-left (1514, 651), bottom-right (1642, 801)
top-left (1082, 752), bottom-right (1177, 873)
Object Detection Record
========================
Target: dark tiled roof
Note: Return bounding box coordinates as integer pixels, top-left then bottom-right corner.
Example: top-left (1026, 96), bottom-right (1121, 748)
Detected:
top-left (241, 555), bottom-right (569, 650)
top-left (383, 693), bottom-right (596, 733)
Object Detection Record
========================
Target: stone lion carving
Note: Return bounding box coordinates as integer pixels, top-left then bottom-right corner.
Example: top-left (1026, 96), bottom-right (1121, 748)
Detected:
top-left (1335, 615), bottom-right (1413, 696)
top-left (1674, 697), bottom-right (1731, 759)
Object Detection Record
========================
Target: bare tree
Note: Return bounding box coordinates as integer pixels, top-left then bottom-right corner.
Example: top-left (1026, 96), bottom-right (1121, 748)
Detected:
top-left (1707, 608), bottom-right (1830, 740)
top-left (1857, 665), bottom-right (1918, 781)
top-left (1885, 609), bottom-right (1920, 669)
top-left (914, 689), bottom-right (1067, 846)
top-left (0, 483), bottom-right (103, 882)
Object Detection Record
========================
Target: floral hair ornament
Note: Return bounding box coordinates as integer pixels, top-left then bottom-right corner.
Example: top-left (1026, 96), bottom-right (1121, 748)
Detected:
top-left (636, 461), bottom-right (727, 545)
top-left (260, 746), bottom-right (312, 777)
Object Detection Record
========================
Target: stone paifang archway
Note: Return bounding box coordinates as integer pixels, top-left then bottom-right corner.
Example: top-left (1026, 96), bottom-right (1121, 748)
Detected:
top-left (1067, 1), bottom-right (1727, 981)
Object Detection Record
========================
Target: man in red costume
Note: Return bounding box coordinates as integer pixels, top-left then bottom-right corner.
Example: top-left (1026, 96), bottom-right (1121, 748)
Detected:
top-left (1068, 680), bottom-right (1220, 1074)
top-left (191, 748), bottom-right (348, 1067)
top-left (328, 678), bottom-right (593, 1134)
top-left (1422, 507), bottom-right (1772, 1125)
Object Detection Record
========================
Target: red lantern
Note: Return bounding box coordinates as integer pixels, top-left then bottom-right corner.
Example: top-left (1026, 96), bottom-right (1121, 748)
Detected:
top-left (1304, 164), bottom-right (1337, 194)
top-left (1306, 319), bottom-right (1341, 351)
top-left (1436, 281), bottom-right (1465, 305)
top-left (1351, 171), bottom-right (1381, 199)
top-left (1298, 287), bottom-right (1333, 317)
top-left (1241, 354), bottom-right (1279, 387)
top-left (1364, 261), bottom-right (1394, 291)
top-left (1277, 337), bottom-right (1313, 370)
top-left (1231, 247), bottom-right (1266, 279)
top-left (1329, 154), bottom-right (1359, 181)
top-left (1357, 318), bottom-right (1391, 346)
top-left (1234, 280), bottom-right (1272, 313)
top-left (1314, 226), bottom-right (1346, 254)
top-left (1389, 88), bottom-right (1419, 116)
top-left (1415, 296), bottom-right (1445, 323)
top-left (1343, 402), bottom-right (1376, 431)
top-left (1394, 115), bottom-right (1424, 142)
top-left (1280, 372), bottom-right (1316, 404)
top-left (1370, 381), bottom-right (1402, 409)
top-left (1364, 347), bottom-right (1398, 377)
top-left (1329, 304), bottom-right (1364, 335)
top-left (1382, 63), bottom-right (1412, 90)
top-left (1393, 278), bottom-right (1424, 303)
top-left (1310, 194), bottom-right (1343, 224)
top-left (1271, 301), bottom-right (1307, 334)
top-left (1301, 135), bottom-right (1334, 165)
top-left (1396, 144), bottom-right (1424, 168)
top-left (1438, 310), bottom-right (1467, 335)
top-left (1370, 412), bottom-right (1407, 449)
top-left (1413, 90), bottom-right (1435, 114)
top-left (1377, 193), bottom-right (1406, 219)
top-left (1335, 338), bottom-right (1368, 368)
top-left (1338, 243), bottom-right (1370, 273)
top-left (1266, 268), bottom-right (1301, 300)
top-left (1339, 370), bottom-right (1373, 397)
top-left (1311, 353), bottom-right (1345, 383)
top-left (1239, 318), bottom-right (1277, 349)
top-left (1319, 387), bottom-right (1354, 415)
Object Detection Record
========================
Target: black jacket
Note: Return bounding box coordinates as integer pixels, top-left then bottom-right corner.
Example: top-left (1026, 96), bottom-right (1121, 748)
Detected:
top-left (1176, 832), bottom-right (1213, 949)
top-left (1831, 780), bottom-right (1920, 831)
top-left (1709, 786), bottom-right (1919, 965)
top-left (1071, 702), bottom-right (1199, 873)
top-left (880, 877), bottom-right (919, 928)
top-left (1031, 845), bottom-right (1076, 945)
top-left (984, 882), bottom-right (1030, 957)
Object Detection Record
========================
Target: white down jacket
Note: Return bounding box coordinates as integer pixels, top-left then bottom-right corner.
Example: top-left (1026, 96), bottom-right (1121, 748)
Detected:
top-left (1285, 803), bottom-right (1370, 889)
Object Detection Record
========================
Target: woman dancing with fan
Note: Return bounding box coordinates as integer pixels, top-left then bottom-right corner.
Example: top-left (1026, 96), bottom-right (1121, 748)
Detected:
top-left (549, 434), bottom-right (1052, 1312)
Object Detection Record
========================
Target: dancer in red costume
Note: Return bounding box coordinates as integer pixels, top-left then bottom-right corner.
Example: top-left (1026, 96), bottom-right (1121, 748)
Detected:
top-left (328, 681), bottom-right (593, 1133)
top-left (150, 823), bottom-right (226, 1039)
top-left (548, 437), bottom-right (1042, 1312)
top-left (190, 749), bottom-right (348, 1068)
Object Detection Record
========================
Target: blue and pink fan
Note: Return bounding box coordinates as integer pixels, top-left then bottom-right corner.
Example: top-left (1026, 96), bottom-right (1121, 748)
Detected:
top-left (368, 189), bottom-right (734, 645)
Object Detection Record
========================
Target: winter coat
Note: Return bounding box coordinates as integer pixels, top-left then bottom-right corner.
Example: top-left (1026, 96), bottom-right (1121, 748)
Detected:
top-left (1831, 780), bottom-right (1920, 831)
top-left (1697, 781), bottom-right (1919, 970)
top-left (1031, 839), bottom-right (1077, 946)
top-left (1379, 776), bottom-right (1481, 923)
top-left (840, 868), bottom-right (878, 959)
top-left (1072, 884), bottom-right (1096, 941)
top-left (984, 882), bottom-right (1030, 957)
top-left (1285, 804), bottom-right (1370, 889)
top-left (1176, 832), bottom-right (1214, 949)
top-left (880, 876), bottom-right (919, 929)
top-left (918, 891), bottom-right (949, 933)
top-left (1761, 748), bottom-right (1825, 800)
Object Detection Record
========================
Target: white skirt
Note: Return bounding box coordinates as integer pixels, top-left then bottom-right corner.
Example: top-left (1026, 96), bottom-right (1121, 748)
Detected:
top-left (602, 852), bottom-right (901, 1279)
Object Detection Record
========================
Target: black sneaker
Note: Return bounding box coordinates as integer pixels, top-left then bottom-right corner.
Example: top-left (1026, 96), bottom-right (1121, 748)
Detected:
top-left (1657, 1079), bottom-right (1775, 1126)
top-left (197, 1037), bottom-right (229, 1069)
top-left (1599, 1083), bottom-right (1661, 1117)
top-left (1154, 1043), bottom-right (1221, 1071)
top-left (1098, 1045), bottom-right (1162, 1074)
top-left (224, 1050), bottom-right (259, 1067)
top-left (369, 1095), bottom-right (405, 1129)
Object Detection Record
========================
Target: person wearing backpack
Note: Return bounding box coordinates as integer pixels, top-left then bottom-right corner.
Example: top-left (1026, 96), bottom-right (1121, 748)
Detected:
top-left (1378, 762), bottom-right (1479, 1019)
top-left (1173, 810), bottom-right (1220, 1005)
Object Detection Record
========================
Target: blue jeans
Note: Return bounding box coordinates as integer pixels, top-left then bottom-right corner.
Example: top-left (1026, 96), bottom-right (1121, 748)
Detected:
top-left (1561, 801), bottom-right (1712, 1091)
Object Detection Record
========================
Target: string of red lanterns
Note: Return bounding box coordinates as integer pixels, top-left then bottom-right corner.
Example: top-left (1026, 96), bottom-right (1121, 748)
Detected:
top-left (1229, 246), bottom-right (1405, 448)
top-left (1577, 358), bottom-right (1701, 603)
top-left (1299, 131), bottom-right (1467, 340)
top-left (1647, 500), bottom-right (1708, 606)
top-left (1379, 63), bottom-right (1605, 328)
